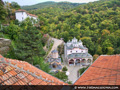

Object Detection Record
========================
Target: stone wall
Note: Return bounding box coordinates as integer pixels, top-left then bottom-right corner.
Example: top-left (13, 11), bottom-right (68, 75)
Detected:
top-left (0, 38), bottom-right (11, 55)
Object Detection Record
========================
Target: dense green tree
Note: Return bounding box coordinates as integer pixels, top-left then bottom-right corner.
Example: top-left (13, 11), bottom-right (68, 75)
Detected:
top-left (81, 37), bottom-right (96, 55)
top-left (15, 18), bottom-right (45, 63)
top-left (96, 45), bottom-right (102, 55)
top-left (27, 0), bottom-right (120, 55)
top-left (114, 47), bottom-right (120, 54)
top-left (62, 66), bottom-right (68, 71)
top-left (102, 39), bottom-right (113, 54)
top-left (55, 71), bottom-right (68, 82)
top-left (0, 0), bottom-right (8, 22)
top-left (11, 2), bottom-right (21, 10)
top-left (106, 47), bottom-right (114, 55)
top-left (33, 56), bottom-right (50, 73)
top-left (3, 22), bottom-right (21, 40)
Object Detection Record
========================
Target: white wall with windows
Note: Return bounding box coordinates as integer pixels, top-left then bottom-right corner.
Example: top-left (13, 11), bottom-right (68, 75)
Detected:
top-left (15, 11), bottom-right (37, 22)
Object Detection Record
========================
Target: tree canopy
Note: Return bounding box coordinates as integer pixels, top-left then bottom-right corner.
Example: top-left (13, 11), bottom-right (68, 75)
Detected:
top-left (27, 0), bottom-right (120, 55)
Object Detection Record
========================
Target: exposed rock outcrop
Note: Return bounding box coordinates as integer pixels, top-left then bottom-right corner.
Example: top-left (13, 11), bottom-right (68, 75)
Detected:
top-left (0, 38), bottom-right (11, 55)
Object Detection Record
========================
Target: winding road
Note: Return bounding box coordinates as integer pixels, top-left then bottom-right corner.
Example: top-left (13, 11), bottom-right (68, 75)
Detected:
top-left (47, 38), bottom-right (64, 58)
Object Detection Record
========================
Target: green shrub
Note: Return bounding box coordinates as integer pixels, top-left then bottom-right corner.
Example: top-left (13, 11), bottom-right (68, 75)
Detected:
top-left (62, 66), bottom-right (68, 71)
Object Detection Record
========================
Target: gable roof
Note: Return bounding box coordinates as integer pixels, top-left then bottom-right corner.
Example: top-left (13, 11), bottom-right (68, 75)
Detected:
top-left (16, 9), bottom-right (38, 18)
top-left (74, 55), bottom-right (120, 85)
top-left (15, 9), bottom-right (26, 12)
top-left (68, 53), bottom-right (92, 59)
top-left (0, 55), bottom-right (67, 85)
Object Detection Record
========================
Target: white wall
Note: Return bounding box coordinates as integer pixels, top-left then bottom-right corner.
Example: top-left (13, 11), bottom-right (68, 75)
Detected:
top-left (32, 16), bottom-right (37, 20)
top-left (67, 48), bottom-right (88, 55)
top-left (23, 12), bottom-right (27, 19)
top-left (15, 12), bottom-right (37, 22)
top-left (15, 12), bottom-right (23, 22)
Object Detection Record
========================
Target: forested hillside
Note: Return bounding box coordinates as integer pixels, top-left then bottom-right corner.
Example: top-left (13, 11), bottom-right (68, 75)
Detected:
top-left (0, 0), bottom-right (120, 83)
top-left (0, 1), bottom-right (50, 73)
top-left (29, 0), bottom-right (120, 56)
top-left (22, 1), bottom-right (83, 11)
top-left (22, 1), bottom-right (56, 10)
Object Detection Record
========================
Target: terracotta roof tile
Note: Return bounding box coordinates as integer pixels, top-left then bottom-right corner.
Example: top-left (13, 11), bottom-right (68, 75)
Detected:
top-left (74, 55), bottom-right (120, 85)
top-left (17, 80), bottom-right (25, 85)
top-left (9, 70), bottom-right (17, 76)
top-left (16, 9), bottom-right (26, 12)
top-left (0, 55), bottom-right (3, 58)
top-left (16, 9), bottom-right (38, 18)
top-left (26, 75), bottom-right (34, 81)
top-left (0, 54), bottom-right (67, 85)
top-left (30, 78), bottom-right (42, 85)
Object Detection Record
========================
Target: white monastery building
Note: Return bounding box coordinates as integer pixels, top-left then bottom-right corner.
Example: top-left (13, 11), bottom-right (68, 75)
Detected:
top-left (64, 37), bottom-right (93, 66)
top-left (15, 9), bottom-right (38, 22)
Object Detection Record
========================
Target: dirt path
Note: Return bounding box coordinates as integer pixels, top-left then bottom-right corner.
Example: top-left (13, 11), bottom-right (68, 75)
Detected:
top-left (47, 38), bottom-right (63, 57)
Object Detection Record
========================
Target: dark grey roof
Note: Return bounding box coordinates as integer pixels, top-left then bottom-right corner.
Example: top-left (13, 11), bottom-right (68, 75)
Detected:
top-left (66, 44), bottom-right (87, 50)
top-left (48, 58), bottom-right (61, 63)
top-left (67, 53), bottom-right (92, 59)
top-left (79, 40), bottom-right (82, 42)
top-left (51, 50), bottom-right (58, 53)
top-left (73, 37), bottom-right (77, 40)
top-left (67, 40), bottom-right (71, 43)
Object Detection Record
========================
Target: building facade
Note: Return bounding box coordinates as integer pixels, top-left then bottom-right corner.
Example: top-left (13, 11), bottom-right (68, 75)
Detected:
top-left (15, 9), bottom-right (38, 22)
top-left (64, 37), bottom-right (93, 66)
top-left (48, 50), bottom-right (62, 72)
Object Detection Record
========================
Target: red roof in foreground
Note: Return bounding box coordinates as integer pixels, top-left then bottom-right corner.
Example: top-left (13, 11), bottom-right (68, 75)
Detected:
top-left (0, 55), bottom-right (67, 85)
top-left (74, 55), bottom-right (120, 85)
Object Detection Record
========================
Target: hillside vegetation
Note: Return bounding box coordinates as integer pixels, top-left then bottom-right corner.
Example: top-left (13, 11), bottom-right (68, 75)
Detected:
top-left (0, 1), bottom-right (50, 73)
top-left (22, 1), bottom-right (84, 10)
top-left (29, 0), bottom-right (120, 56)
top-left (0, 0), bottom-right (120, 83)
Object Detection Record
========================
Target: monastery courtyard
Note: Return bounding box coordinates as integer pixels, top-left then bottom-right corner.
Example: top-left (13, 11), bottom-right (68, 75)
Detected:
top-left (62, 55), bottom-right (88, 83)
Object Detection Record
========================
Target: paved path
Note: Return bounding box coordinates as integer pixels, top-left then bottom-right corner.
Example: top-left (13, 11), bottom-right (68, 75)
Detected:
top-left (67, 65), bottom-right (84, 83)
top-left (47, 38), bottom-right (63, 57)
top-left (62, 63), bottom-right (82, 84)
top-left (62, 64), bottom-right (86, 84)
top-left (62, 55), bottom-right (86, 84)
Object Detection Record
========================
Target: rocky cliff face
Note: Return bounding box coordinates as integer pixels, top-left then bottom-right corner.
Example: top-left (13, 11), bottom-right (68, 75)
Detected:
top-left (0, 38), bottom-right (11, 55)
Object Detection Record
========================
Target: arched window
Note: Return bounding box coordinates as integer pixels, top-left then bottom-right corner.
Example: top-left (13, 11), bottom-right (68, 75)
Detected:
top-left (81, 59), bottom-right (86, 65)
top-left (75, 59), bottom-right (80, 65)
top-left (81, 59), bottom-right (86, 63)
top-left (76, 59), bottom-right (80, 63)
top-left (69, 59), bottom-right (74, 64)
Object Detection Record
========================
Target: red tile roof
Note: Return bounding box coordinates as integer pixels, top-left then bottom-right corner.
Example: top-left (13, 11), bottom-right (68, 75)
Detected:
top-left (74, 55), bottom-right (120, 85)
top-left (27, 13), bottom-right (38, 18)
top-left (16, 9), bottom-right (26, 12)
top-left (16, 9), bottom-right (38, 18)
top-left (0, 55), bottom-right (67, 85)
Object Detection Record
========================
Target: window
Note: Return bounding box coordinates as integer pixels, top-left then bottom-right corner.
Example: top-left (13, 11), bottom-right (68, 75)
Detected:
top-left (22, 12), bottom-right (23, 15)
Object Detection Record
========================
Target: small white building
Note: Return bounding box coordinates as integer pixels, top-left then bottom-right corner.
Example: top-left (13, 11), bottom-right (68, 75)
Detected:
top-left (15, 9), bottom-right (38, 22)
